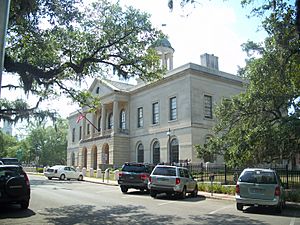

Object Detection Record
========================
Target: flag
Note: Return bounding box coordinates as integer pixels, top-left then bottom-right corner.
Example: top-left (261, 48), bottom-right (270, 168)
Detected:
top-left (76, 114), bottom-right (84, 123)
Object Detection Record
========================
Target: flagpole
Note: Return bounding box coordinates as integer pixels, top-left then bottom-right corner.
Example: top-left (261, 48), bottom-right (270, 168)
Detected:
top-left (77, 110), bottom-right (100, 132)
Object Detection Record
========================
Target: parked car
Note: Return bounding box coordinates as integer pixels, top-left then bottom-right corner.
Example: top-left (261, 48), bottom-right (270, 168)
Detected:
top-left (118, 162), bottom-right (154, 193)
top-left (0, 165), bottom-right (31, 209)
top-left (0, 158), bottom-right (20, 166)
top-left (235, 168), bottom-right (286, 213)
top-left (44, 165), bottom-right (84, 181)
top-left (148, 165), bottom-right (198, 199)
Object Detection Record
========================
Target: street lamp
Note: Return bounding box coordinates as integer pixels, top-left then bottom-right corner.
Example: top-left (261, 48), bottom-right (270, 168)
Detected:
top-left (167, 128), bottom-right (171, 164)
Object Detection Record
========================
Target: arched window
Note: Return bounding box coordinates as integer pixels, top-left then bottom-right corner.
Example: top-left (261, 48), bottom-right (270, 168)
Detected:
top-left (120, 109), bottom-right (126, 130)
top-left (153, 141), bottom-right (160, 165)
top-left (108, 113), bottom-right (113, 129)
top-left (137, 143), bottom-right (144, 163)
top-left (97, 117), bottom-right (101, 132)
top-left (170, 139), bottom-right (179, 163)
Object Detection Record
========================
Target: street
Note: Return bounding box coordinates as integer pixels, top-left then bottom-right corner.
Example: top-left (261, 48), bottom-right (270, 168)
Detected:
top-left (0, 174), bottom-right (299, 225)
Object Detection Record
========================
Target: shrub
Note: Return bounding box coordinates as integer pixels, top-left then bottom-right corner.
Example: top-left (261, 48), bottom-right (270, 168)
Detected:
top-left (286, 190), bottom-right (300, 203)
top-left (197, 182), bottom-right (235, 195)
top-left (36, 167), bottom-right (44, 173)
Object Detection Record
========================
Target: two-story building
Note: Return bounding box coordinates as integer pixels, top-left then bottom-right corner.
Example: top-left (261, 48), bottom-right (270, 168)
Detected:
top-left (67, 40), bottom-right (246, 169)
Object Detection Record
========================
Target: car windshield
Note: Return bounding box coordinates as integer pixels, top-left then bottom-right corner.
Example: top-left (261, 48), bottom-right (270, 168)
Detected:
top-left (0, 158), bottom-right (20, 165)
top-left (122, 165), bottom-right (148, 173)
top-left (152, 167), bottom-right (176, 176)
top-left (0, 166), bottom-right (22, 178)
top-left (239, 170), bottom-right (277, 184)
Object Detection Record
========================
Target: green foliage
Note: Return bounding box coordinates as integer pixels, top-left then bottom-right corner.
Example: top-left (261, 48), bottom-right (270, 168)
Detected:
top-left (3, 0), bottom-right (165, 123)
top-left (24, 118), bottom-right (68, 166)
top-left (36, 167), bottom-right (44, 173)
top-left (286, 189), bottom-right (300, 202)
top-left (198, 183), bottom-right (236, 195)
top-left (0, 131), bottom-right (19, 158)
top-left (195, 1), bottom-right (300, 167)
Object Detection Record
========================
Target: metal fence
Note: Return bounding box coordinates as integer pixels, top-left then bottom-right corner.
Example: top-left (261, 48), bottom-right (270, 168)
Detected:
top-left (183, 163), bottom-right (300, 188)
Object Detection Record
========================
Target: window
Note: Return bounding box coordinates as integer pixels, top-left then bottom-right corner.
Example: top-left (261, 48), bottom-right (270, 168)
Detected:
top-left (97, 117), bottom-right (101, 132)
top-left (152, 102), bottom-right (159, 125)
top-left (204, 95), bottom-right (213, 119)
top-left (87, 124), bottom-right (90, 135)
top-left (96, 87), bottom-right (100, 94)
top-left (170, 97), bottom-right (177, 120)
top-left (137, 143), bottom-right (144, 163)
top-left (137, 107), bottom-right (143, 128)
top-left (120, 109), bottom-right (126, 130)
top-left (79, 126), bottom-right (82, 140)
top-left (72, 128), bottom-right (75, 142)
top-left (108, 113), bottom-right (113, 129)
top-left (170, 139), bottom-right (179, 163)
top-left (153, 141), bottom-right (160, 165)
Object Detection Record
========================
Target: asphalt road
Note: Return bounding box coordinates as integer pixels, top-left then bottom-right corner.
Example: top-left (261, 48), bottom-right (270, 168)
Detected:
top-left (0, 174), bottom-right (299, 225)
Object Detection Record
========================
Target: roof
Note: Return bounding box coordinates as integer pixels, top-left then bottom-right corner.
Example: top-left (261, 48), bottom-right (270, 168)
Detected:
top-left (103, 79), bottom-right (135, 92)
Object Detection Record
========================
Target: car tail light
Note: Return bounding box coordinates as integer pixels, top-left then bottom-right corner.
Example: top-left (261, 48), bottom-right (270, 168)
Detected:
top-left (24, 172), bottom-right (30, 187)
top-left (235, 184), bottom-right (240, 194)
top-left (275, 186), bottom-right (281, 196)
top-left (149, 176), bottom-right (152, 183)
top-left (140, 173), bottom-right (148, 180)
top-left (176, 178), bottom-right (180, 185)
top-left (118, 172), bottom-right (123, 178)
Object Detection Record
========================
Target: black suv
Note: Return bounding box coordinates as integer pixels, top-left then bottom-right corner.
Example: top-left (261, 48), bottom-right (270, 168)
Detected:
top-left (0, 165), bottom-right (31, 209)
top-left (118, 162), bottom-right (154, 193)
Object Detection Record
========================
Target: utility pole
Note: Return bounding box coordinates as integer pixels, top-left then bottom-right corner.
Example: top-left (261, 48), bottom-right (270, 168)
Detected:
top-left (0, 0), bottom-right (11, 97)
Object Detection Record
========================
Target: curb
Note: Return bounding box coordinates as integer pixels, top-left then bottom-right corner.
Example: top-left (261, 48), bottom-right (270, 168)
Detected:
top-left (83, 178), bottom-right (118, 186)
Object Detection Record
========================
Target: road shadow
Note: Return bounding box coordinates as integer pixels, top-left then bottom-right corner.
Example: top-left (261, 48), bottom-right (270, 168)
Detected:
top-left (190, 213), bottom-right (269, 225)
top-left (0, 205), bottom-right (35, 219)
top-left (152, 193), bottom-right (207, 202)
top-left (242, 205), bottom-right (300, 218)
top-left (40, 204), bottom-right (181, 225)
top-left (120, 190), bottom-right (150, 195)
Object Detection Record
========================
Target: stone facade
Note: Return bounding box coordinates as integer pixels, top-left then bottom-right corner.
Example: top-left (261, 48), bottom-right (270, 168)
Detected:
top-left (67, 59), bottom-right (246, 169)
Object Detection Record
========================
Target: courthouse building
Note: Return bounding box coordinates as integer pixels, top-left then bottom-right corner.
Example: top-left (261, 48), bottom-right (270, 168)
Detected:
top-left (66, 39), bottom-right (246, 169)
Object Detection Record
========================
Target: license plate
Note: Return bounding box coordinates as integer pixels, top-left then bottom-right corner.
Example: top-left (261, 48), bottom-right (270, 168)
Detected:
top-left (252, 188), bottom-right (263, 193)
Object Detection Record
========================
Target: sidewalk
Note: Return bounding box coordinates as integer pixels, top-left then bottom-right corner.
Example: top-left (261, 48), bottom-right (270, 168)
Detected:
top-left (83, 176), bottom-right (300, 209)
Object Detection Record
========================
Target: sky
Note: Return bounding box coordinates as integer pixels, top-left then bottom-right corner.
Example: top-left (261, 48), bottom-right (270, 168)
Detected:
top-left (2, 0), bottom-right (267, 133)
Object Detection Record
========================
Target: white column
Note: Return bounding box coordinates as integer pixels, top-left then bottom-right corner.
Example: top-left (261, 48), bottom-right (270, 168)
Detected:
top-left (169, 54), bottom-right (173, 70)
top-left (82, 113), bottom-right (86, 137)
top-left (100, 104), bottom-right (106, 136)
top-left (113, 101), bottom-right (119, 134)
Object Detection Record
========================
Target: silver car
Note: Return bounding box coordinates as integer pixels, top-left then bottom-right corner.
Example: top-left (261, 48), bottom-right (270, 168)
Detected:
top-left (235, 168), bottom-right (285, 213)
top-left (44, 165), bottom-right (84, 181)
top-left (148, 165), bottom-right (198, 199)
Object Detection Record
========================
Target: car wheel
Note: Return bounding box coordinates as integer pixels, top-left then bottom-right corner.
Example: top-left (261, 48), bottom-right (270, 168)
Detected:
top-left (191, 185), bottom-right (198, 197)
top-left (120, 185), bottom-right (128, 193)
top-left (236, 203), bottom-right (243, 211)
top-left (47, 177), bottom-right (52, 180)
top-left (150, 190), bottom-right (157, 198)
top-left (59, 174), bottom-right (66, 180)
top-left (78, 175), bottom-right (83, 181)
top-left (180, 187), bottom-right (186, 199)
top-left (20, 200), bottom-right (29, 209)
